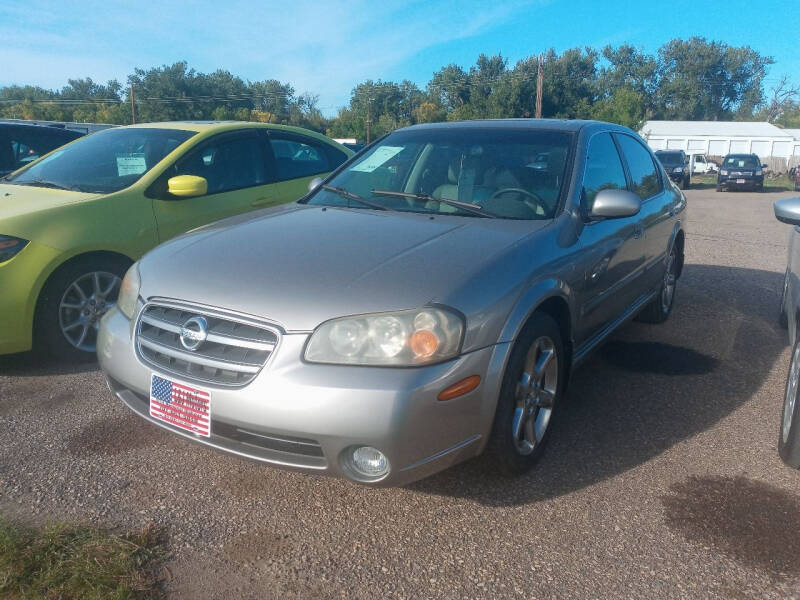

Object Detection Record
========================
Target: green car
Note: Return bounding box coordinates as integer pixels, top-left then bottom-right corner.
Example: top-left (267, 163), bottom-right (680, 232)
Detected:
top-left (0, 121), bottom-right (352, 358)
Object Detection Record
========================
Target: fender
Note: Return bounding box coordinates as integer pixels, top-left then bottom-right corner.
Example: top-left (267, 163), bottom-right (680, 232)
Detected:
top-left (498, 276), bottom-right (576, 347)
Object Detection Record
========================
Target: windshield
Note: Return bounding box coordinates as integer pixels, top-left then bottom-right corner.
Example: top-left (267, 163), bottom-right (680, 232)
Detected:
top-left (4, 127), bottom-right (196, 193)
top-left (305, 128), bottom-right (573, 219)
top-left (724, 155), bottom-right (759, 169)
top-left (655, 152), bottom-right (683, 167)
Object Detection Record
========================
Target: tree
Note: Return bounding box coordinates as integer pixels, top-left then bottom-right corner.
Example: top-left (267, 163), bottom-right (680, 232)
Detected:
top-left (654, 37), bottom-right (772, 120)
top-left (592, 87), bottom-right (646, 129)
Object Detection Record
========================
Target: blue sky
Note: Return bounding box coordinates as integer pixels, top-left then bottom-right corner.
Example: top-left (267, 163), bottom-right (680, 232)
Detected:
top-left (1, 0), bottom-right (796, 116)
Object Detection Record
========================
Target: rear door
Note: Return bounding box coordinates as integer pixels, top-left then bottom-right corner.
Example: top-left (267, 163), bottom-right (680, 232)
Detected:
top-left (614, 133), bottom-right (673, 293)
top-left (150, 130), bottom-right (278, 242)
top-left (576, 132), bottom-right (646, 342)
top-left (266, 131), bottom-right (349, 204)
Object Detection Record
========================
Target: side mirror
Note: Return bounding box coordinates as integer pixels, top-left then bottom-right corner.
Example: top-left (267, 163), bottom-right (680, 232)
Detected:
top-left (167, 175), bottom-right (207, 198)
top-left (308, 177), bottom-right (323, 193)
top-left (762, 164), bottom-right (768, 169)
top-left (589, 188), bottom-right (641, 219)
top-left (775, 197), bottom-right (800, 226)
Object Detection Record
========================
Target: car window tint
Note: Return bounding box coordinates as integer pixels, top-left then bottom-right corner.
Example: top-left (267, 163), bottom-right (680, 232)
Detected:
top-left (617, 134), bottom-right (661, 199)
top-left (582, 133), bottom-right (627, 212)
top-left (270, 136), bottom-right (330, 181)
top-left (173, 135), bottom-right (268, 194)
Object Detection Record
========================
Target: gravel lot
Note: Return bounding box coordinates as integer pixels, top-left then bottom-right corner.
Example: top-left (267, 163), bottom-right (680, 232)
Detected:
top-left (2, 184), bottom-right (800, 599)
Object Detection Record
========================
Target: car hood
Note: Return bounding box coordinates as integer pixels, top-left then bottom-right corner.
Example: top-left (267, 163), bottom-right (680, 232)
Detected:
top-left (139, 204), bottom-right (548, 332)
top-left (0, 183), bottom-right (99, 224)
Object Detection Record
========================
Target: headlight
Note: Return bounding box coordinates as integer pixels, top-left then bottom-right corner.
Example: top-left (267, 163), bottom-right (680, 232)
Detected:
top-left (720, 170), bottom-right (728, 176)
top-left (756, 169), bottom-right (763, 176)
top-left (117, 263), bottom-right (140, 319)
top-left (0, 235), bottom-right (29, 264)
top-left (673, 167), bottom-right (683, 173)
top-left (305, 307), bottom-right (464, 366)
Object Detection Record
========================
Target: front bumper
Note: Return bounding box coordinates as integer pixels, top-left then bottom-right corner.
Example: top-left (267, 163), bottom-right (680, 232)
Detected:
top-left (0, 241), bottom-right (62, 355)
top-left (666, 171), bottom-right (686, 183)
top-left (97, 306), bottom-right (510, 486)
top-left (717, 176), bottom-right (763, 189)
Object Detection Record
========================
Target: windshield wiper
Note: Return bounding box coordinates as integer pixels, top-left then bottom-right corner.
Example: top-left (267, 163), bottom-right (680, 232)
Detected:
top-left (11, 179), bottom-right (74, 191)
top-left (371, 189), bottom-right (497, 218)
top-left (321, 185), bottom-right (391, 211)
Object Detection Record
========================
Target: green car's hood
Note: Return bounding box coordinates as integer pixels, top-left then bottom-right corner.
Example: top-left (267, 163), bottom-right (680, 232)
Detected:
top-left (0, 184), bottom-right (100, 220)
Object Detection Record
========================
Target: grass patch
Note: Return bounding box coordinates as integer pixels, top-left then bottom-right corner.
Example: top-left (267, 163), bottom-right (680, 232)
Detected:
top-left (690, 173), bottom-right (796, 191)
top-left (0, 517), bottom-right (163, 599)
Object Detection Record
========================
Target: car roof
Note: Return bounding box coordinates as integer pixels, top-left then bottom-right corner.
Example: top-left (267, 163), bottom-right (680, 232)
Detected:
top-left (118, 121), bottom-right (348, 150)
top-left (397, 118), bottom-right (633, 134)
top-left (0, 122), bottom-right (82, 135)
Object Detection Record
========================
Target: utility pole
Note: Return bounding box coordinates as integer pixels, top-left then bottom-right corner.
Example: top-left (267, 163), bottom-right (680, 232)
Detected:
top-left (365, 97), bottom-right (372, 144)
top-left (130, 84), bottom-right (136, 124)
top-left (535, 54), bottom-right (543, 119)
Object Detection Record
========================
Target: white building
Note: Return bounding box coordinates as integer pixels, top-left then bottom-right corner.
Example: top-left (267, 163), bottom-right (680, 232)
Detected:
top-left (639, 120), bottom-right (798, 161)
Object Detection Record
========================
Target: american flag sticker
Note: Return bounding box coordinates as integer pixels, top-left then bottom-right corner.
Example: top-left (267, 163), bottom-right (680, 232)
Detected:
top-left (150, 374), bottom-right (211, 437)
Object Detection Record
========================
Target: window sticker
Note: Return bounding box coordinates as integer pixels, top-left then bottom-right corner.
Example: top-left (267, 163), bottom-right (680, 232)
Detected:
top-left (116, 153), bottom-right (147, 176)
top-left (350, 146), bottom-right (404, 172)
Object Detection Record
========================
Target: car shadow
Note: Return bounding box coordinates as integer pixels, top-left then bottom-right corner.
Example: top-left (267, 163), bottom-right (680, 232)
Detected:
top-left (410, 263), bottom-right (787, 506)
top-left (0, 351), bottom-right (98, 377)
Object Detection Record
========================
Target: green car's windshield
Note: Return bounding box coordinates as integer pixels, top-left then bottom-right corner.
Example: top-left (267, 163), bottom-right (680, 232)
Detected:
top-left (4, 127), bottom-right (196, 193)
top-left (305, 128), bottom-right (573, 220)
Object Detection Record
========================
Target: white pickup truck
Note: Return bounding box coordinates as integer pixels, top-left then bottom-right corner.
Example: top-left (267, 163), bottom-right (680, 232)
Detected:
top-left (690, 154), bottom-right (718, 174)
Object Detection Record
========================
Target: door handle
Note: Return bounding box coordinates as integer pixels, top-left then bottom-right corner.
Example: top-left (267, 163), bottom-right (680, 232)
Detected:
top-left (250, 196), bottom-right (274, 207)
top-left (633, 225), bottom-right (644, 239)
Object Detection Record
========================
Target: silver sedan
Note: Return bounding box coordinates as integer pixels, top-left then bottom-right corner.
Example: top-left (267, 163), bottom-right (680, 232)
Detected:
top-left (98, 119), bottom-right (686, 485)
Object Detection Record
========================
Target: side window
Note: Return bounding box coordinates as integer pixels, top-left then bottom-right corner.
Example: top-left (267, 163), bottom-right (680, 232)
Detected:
top-left (171, 134), bottom-right (268, 195)
top-left (269, 135), bottom-right (336, 181)
top-left (582, 133), bottom-right (628, 212)
top-left (616, 134), bottom-right (662, 200)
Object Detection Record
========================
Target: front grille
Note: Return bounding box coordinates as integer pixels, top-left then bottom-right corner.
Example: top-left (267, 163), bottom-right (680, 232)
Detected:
top-left (136, 302), bottom-right (280, 386)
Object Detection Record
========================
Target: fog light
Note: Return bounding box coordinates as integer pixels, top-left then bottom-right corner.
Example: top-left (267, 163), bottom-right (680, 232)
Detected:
top-left (349, 446), bottom-right (390, 478)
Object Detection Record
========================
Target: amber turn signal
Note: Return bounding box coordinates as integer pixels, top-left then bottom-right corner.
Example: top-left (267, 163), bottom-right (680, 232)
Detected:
top-left (437, 375), bottom-right (481, 401)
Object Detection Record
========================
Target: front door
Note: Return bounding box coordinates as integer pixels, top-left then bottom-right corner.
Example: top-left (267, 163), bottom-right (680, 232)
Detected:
top-left (576, 132), bottom-right (646, 345)
top-left (151, 131), bottom-right (277, 242)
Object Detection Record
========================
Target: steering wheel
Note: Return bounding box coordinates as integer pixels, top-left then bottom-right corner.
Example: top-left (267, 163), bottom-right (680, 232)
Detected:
top-left (489, 187), bottom-right (548, 215)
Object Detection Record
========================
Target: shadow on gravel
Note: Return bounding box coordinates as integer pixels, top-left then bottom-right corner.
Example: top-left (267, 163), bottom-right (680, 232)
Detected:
top-left (0, 351), bottom-right (98, 377)
top-left (663, 475), bottom-right (800, 578)
top-left (65, 415), bottom-right (164, 456)
top-left (412, 264), bottom-right (787, 506)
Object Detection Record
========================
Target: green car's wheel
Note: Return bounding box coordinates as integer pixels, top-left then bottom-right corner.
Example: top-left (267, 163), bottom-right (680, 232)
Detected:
top-left (35, 255), bottom-right (130, 360)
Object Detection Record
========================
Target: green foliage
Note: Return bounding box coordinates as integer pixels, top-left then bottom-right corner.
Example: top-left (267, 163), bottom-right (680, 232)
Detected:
top-left (0, 38), bottom-right (779, 140)
top-left (0, 517), bottom-right (162, 599)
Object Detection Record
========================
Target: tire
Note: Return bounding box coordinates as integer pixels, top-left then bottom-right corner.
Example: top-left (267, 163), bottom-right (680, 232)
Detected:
top-left (779, 337), bottom-right (800, 468)
top-left (681, 177), bottom-right (689, 190)
top-left (34, 255), bottom-right (130, 361)
top-left (637, 245), bottom-right (678, 324)
top-left (486, 312), bottom-right (566, 476)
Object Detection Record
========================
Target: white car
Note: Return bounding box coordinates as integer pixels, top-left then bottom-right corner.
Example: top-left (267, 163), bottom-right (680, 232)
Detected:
top-left (690, 154), bottom-right (718, 174)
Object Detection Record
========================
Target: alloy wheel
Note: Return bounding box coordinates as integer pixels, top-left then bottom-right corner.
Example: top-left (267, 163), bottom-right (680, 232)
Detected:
top-left (512, 336), bottom-right (558, 455)
top-left (58, 271), bottom-right (121, 352)
top-left (661, 251), bottom-right (677, 313)
top-left (784, 343), bottom-right (800, 444)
